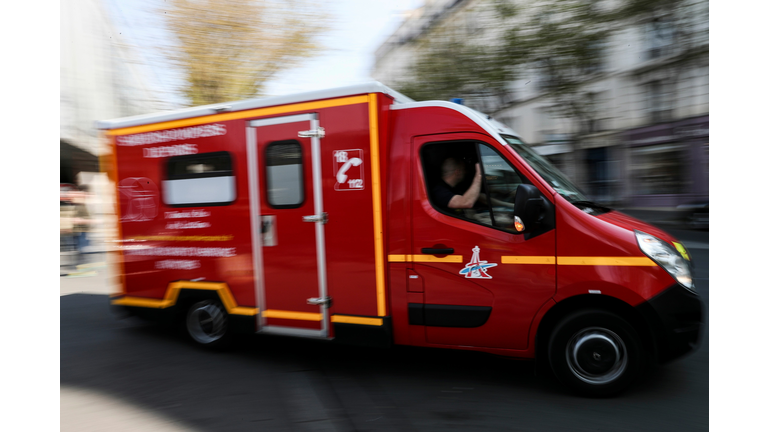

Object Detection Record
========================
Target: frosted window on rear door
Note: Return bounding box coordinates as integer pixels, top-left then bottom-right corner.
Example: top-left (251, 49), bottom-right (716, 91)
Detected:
top-left (163, 176), bottom-right (236, 205)
top-left (163, 151), bottom-right (236, 206)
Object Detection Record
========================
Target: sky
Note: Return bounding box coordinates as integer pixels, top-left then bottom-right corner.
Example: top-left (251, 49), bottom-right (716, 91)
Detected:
top-left (103, 0), bottom-right (424, 107)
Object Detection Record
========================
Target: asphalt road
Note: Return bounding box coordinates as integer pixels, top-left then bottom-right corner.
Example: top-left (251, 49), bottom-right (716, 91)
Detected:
top-left (60, 235), bottom-right (709, 432)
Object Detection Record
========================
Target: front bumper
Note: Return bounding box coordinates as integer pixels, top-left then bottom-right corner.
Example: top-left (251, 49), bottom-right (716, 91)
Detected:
top-left (635, 284), bottom-right (704, 364)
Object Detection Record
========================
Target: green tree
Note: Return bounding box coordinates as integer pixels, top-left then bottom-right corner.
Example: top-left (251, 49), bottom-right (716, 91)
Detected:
top-left (395, 0), bottom-right (706, 133)
top-left (396, 34), bottom-right (518, 107)
top-left (513, 0), bottom-right (615, 131)
top-left (516, 0), bottom-right (705, 133)
top-left (160, 0), bottom-right (329, 106)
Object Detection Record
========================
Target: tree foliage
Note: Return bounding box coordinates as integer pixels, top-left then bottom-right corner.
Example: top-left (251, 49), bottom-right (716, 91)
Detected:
top-left (396, 34), bottom-right (517, 108)
top-left (513, 0), bottom-right (615, 127)
top-left (395, 0), bottom-right (705, 133)
top-left (160, 0), bottom-right (329, 106)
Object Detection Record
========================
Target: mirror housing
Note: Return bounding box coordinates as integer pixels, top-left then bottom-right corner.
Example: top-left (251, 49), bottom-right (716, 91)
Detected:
top-left (514, 184), bottom-right (549, 234)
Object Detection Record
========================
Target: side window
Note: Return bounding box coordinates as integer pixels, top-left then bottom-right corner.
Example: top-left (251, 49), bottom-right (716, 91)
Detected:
top-left (478, 144), bottom-right (526, 232)
top-left (163, 151), bottom-right (236, 206)
top-left (421, 141), bottom-right (527, 233)
top-left (265, 140), bottom-right (304, 208)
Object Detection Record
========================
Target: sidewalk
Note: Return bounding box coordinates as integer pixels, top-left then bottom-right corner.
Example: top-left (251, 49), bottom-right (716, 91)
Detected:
top-left (60, 247), bottom-right (122, 297)
top-left (60, 256), bottom-right (119, 296)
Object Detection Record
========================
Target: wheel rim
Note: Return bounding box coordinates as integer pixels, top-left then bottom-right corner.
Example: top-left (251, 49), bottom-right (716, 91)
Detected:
top-left (186, 301), bottom-right (227, 344)
top-left (565, 327), bottom-right (628, 385)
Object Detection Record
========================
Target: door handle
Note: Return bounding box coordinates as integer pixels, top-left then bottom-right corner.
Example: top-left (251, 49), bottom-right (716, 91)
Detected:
top-left (302, 212), bottom-right (328, 224)
top-left (307, 296), bottom-right (332, 308)
top-left (422, 248), bottom-right (454, 255)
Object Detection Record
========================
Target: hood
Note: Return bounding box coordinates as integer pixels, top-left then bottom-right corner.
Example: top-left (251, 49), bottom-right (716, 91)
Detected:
top-left (595, 210), bottom-right (679, 246)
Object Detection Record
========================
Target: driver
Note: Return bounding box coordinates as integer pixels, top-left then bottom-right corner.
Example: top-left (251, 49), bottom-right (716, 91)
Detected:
top-left (432, 157), bottom-right (483, 210)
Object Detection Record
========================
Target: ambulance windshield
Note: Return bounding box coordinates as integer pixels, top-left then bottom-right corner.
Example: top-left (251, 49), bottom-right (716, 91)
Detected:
top-left (502, 136), bottom-right (588, 204)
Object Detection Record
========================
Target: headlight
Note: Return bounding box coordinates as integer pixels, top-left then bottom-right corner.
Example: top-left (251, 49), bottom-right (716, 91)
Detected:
top-left (635, 231), bottom-right (695, 292)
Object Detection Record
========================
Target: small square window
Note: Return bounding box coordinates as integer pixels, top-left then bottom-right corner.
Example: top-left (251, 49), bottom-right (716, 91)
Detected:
top-left (265, 141), bottom-right (304, 208)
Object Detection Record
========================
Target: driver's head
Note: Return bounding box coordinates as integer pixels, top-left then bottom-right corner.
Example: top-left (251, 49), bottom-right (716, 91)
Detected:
top-left (441, 157), bottom-right (466, 186)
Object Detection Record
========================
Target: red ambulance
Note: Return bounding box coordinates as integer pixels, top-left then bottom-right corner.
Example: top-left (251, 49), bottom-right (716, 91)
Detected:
top-left (98, 82), bottom-right (703, 396)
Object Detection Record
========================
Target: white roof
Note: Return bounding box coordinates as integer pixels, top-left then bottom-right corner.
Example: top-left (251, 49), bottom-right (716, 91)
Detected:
top-left (95, 82), bottom-right (414, 130)
top-left (391, 100), bottom-right (520, 142)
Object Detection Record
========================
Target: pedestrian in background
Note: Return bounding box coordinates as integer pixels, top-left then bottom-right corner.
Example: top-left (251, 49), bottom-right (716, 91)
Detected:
top-left (72, 185), bottom-right (92, 266)
top-left (60, 189), bottom-right (76, 275)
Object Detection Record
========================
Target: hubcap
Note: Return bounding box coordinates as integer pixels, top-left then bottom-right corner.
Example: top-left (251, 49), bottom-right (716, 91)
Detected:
top-left (566, 327), bottom-right (627, 385)
top-left (187, 301), bottom-right (227, 344)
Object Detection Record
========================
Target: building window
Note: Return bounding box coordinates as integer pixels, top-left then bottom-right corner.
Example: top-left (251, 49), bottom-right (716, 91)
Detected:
top-left (583, 40), bottom-right (606, 74)
top-left (586, 147), bottom-right (612, 201)
top-left (586, 91), bottom-right (609, 133)
top-left (631, 144), bottom-right (686, 195)
top-left (536, 60), bottom-right (554, 92)
top-left (163, 151), bottom-right (236, 207)
top-left (647, 80), bottom-right (673, 123)
top-left (646, 18), bottom-right (675, 60)
top-left (265, 140), bottom-right (304, 208)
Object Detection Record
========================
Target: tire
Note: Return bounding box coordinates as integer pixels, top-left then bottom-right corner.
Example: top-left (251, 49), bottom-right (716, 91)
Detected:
top-left (185, 299), bottom-right (231, 349)
top-left (548, 310), bottom-right (645, 397)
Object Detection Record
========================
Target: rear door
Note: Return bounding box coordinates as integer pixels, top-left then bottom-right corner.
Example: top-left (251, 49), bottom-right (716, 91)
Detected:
top-left (247, 113), bottom-right (329, 337)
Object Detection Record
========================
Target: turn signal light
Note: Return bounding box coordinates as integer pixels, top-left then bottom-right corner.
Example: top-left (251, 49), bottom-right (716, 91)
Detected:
top-left (514, 216), bottom-right (525, 232)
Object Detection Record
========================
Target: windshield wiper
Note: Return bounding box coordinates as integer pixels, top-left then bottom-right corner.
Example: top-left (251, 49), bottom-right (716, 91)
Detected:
top-left (571, 200), bottom-right (612, 213)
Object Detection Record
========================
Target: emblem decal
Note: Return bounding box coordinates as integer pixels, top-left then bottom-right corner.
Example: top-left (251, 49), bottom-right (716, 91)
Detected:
top-left (119, 177), bottom-right (159, 222)
top-left (460, 246), bottom-right (498, 279)
top-left (333, 149), bottom-right (364, 191)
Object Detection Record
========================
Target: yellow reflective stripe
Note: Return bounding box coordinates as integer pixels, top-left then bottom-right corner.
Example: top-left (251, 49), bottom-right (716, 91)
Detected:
top-left (390, 254), bottom-right (655, 266)
top-left (111, 297), bottom-right (173, 309)
top-left (261, 310), bottom-right (323, 321)
top-left (501, 256), bottom-right (556, 265)
top-left (557, 257), bottom-right (657, 266)
top-left (387, 254), bottom-right (464, 263)
top-left (132, 235), bottom-right (233, 242)
top-left (413, 254), bottom-right (464, 262)
top-left (229, 307), bottom-right (259, 316)
top-left (107, 95), bottom-right (369, 136)
top-left (331, 315), bottom-right (383, 326)
top-left (368, 94), bottom-right (387, 317)
top-left (109, 281), bottom-right (259, 316)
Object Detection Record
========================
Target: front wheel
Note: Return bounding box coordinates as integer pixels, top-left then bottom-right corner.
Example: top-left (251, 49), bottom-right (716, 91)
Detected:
top-left (185, 299), bottom-right (231, 349)
top-left (548, 310), bottom-right (645, 397)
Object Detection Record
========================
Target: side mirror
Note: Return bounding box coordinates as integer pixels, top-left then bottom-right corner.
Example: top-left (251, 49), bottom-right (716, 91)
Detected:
top-left (513, 184), bottom-right (546, 233)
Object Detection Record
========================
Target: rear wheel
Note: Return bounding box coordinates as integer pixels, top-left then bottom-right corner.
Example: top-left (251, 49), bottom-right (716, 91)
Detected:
top-left (185, 299), bottom-right (231, 348)
top-left (548, 310), bottom-right (645, 397)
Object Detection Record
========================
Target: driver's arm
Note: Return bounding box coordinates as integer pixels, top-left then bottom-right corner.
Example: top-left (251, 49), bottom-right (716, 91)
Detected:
top-left (448, 163), bottom-right (483, 209)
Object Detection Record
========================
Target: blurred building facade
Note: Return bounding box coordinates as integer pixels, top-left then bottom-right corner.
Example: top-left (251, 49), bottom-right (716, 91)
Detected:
top-left (61, 0), bottom-right (165, 249)
top-left (371, 0), bottom-right (709, 209)
top-left (61, 0), bottom-right (163, 183)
